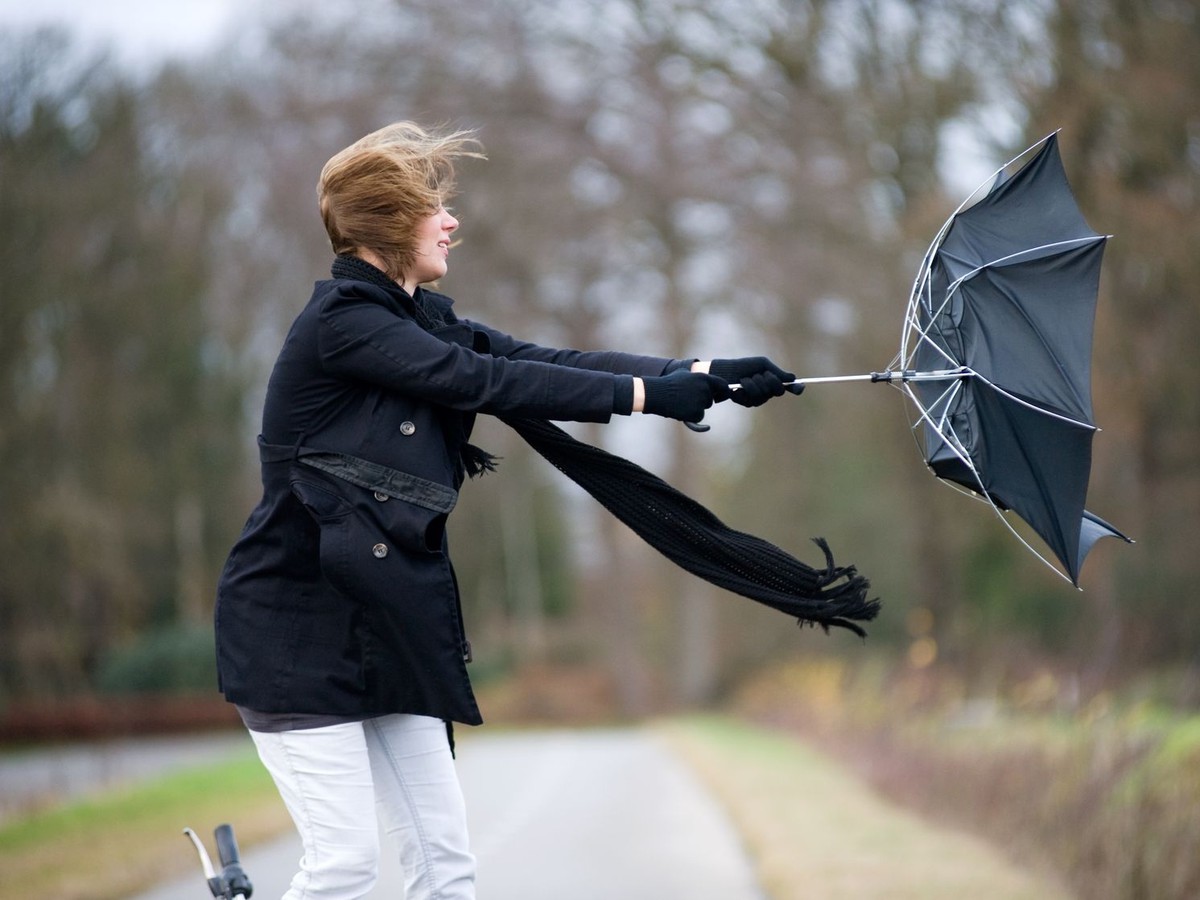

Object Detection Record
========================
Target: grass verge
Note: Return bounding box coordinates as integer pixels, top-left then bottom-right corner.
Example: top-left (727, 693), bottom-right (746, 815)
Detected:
top-left (730, 658), bottom-right (1200, 900)
top-left (0, 746), bottom-right (290, 900)
top-left (659, 714), bottom-right (1073, 900)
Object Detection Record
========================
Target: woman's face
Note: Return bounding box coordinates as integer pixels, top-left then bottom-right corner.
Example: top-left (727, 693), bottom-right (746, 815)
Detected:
top-left (403, 205), bottom-right (459, 293)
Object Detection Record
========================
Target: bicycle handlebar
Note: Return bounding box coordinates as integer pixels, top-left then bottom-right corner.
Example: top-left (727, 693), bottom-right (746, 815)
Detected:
top-left (214, 823), bottom-right (253, 899)
top-left (184, 824), bottom-right (254, 899)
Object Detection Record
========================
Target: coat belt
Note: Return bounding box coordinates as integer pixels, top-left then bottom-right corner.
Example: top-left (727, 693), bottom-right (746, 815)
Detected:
top-left (258, 437), bottom-right (458, 514)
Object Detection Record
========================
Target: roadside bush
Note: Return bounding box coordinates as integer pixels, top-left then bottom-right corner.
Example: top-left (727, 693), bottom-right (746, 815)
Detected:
top-left (95, 624), bottom-right (217, 695)
top-left (2, 620), bottom-right (234, 738)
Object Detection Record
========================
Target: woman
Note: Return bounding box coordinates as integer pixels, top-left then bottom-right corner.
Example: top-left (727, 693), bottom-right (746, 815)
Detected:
top-left (214, 121), bottom-right (797, 900)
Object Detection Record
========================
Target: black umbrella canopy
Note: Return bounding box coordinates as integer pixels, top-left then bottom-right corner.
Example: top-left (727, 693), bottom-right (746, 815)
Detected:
top-left (908, 133), bottom-right (1131, 584)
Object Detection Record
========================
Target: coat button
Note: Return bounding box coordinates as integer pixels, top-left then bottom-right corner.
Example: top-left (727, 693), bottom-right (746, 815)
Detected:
top-left (399, 421), bottom-right (416, 436)
top-left (373, 490), bottom-right (389, 502)
top-left (372, 543), bottom-right (389, 559)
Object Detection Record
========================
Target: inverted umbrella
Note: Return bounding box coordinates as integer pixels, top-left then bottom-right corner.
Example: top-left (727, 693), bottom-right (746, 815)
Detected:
top-left (792, 132), bottom-right (1132, 585)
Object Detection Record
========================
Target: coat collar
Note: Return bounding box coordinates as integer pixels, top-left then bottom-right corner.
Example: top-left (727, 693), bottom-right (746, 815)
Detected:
top-left (330, 255), bottom-right (455, 329)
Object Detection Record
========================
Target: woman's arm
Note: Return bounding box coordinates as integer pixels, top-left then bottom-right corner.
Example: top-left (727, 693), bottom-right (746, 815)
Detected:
top-left (465, 319), bottom-right (686, 378)
top-left (318, 284), bottom-right (623, 422)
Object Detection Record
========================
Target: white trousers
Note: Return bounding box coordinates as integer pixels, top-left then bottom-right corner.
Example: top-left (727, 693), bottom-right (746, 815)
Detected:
top-left (249, 714), bottom-right (476, 900)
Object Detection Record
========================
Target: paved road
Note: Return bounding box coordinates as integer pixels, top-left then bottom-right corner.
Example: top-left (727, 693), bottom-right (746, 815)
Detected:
top-left (134, 728), bottom-right (765, 899)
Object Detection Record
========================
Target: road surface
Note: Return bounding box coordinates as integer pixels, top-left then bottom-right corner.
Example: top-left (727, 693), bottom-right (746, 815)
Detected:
top-left (133, 727), bottom-right (766, 899)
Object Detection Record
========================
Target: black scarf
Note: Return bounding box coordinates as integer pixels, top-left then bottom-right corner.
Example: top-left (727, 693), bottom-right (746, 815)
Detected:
top-left (331, 256), bottom-right (878, 635)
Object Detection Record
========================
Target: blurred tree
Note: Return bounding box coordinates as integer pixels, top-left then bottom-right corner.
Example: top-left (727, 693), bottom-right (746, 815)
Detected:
top-left (720, 0), bottom-right (1005, 673)
top-left (0, 29), bottom-right (247, 697)
top-left (754, 0), bottom-right (1200, 688)
top-left (1026, 0), bottom-right (1200, 680)
top-left (3, 0), bottom-right (1196, 709)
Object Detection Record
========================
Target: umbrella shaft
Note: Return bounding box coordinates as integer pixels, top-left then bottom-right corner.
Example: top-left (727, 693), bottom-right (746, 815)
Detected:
top-left (761, 368), bottom-right (970, 387)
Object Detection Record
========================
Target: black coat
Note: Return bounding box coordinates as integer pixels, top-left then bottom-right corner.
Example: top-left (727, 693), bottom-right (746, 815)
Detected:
top-left (215, 267), bottom-right (673, 725)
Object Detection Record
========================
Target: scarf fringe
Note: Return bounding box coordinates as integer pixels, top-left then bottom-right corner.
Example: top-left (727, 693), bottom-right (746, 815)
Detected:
top-left (461, 443), bottom-right (501, 479)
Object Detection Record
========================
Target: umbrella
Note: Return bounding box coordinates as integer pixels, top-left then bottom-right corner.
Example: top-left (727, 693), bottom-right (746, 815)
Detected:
top-left (790, 131), bottom-right (1132, 585)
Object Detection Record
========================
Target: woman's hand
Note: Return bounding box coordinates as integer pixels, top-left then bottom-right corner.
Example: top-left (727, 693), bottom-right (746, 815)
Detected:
top-left (705, 356), bottom-right (804, 407)
top-left (634, 371), bottom-right (731, 423)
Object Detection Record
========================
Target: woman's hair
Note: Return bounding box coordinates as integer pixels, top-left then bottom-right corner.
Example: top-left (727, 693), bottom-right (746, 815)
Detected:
top-left (317, 122), bottom-right (483, 280)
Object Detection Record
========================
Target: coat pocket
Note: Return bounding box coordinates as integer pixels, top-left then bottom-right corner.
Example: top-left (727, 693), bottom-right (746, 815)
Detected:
top-left (294, 452), bottom-right (457, 555)
top-left (290, 475), bottom-right (353, 522)
top-left (357, 488), bottom-right (448, 554)
top-left (289, 473), bottom-right (354, 598)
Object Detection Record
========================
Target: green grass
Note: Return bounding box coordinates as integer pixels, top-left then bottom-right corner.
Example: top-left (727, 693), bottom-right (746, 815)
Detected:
top-left (659, 715), bottom-right (1074, 900)
top-left (0, 747), bottom-right (290, 900)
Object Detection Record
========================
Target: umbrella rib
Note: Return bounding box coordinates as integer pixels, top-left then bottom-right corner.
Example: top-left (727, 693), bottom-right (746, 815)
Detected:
top-left (902, 263), bottom-right (971, 374)
top-left (905, 295), bottom-right (962, 371)
top-left (913, 325), bottom-right (960, 370)
top-left (901, 278), bottom-right (937, 367)
top-left (901, 381), bottom-right (1077, 587)
top-left (901, 380), bottom-right (973, 467)
top-left (950, 129), bottom-right (1063, 221)
top-left (983, 497), bottom-right (1077, 586)
top-left (946, 236), bottom-right (1106, 293)
top-left (969, 372), bottom-right (1097, 431)
top-left (900, 130), bottom-right (1067, 375)
top-left (902, 128), bottom-right (1062, 342)
top-left (930, 377), bottom-right (967, 435)
top-left (938, 235), bottom-right (1107, 420)
top-left (899, 277), bottom-right (927, 368)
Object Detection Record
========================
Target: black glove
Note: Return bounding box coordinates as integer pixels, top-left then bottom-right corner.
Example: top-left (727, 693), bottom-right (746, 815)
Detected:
top-left (709, 356), bottom-right (804, 407)
top-left (642, 370), bottom-right (731, 423)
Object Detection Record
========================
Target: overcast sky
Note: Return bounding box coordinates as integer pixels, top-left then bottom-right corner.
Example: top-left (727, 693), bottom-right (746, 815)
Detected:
top-left (0, 0), bottom-right (244, 67)
top-left (0, 0), bottom-right (1005, 198)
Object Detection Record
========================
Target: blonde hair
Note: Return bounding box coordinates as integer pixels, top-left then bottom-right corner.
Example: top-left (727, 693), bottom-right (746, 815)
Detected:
top-left (317, 122), bottom-right (483, 280)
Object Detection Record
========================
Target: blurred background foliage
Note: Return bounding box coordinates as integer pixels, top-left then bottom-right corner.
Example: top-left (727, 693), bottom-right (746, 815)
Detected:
top-left (1, 0), bottom-right (1197, 713)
